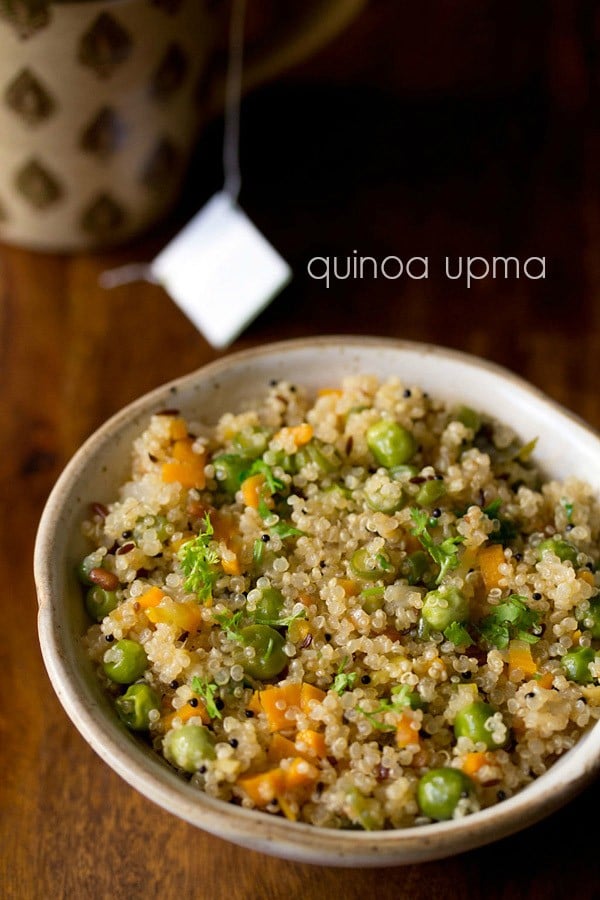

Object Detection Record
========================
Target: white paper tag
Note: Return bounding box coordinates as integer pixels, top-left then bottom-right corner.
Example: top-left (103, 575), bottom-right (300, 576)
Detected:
top-left (149, 191), bottom-right (291, 348)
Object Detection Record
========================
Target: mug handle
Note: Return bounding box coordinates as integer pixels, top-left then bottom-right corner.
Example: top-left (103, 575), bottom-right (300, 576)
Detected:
top-left (242, 0), bottom-right (367, 92)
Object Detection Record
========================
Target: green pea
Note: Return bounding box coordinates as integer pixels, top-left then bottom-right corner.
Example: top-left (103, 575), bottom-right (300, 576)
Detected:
top-left (583, 596), bottom-right (600, 639)
top-left (266, 449), bottom-right (296, 474)
top-left (454, 406), bottom-right (482, 433)
top-left (77, 553), bottom-right (101, 586)
top-left (415, 479), bottom-right (446, 507)
top-left (103, 639), bottom-right (148, 684)
top-left (115, 683), bottom-right (160, 731)
top-left (453, 701), bottom-right (510, 749)
top-left (163, 724), bottom-right (216, 772)
top-left (133, 514), bottom-right (171, 544)
top-left (417, 768), bottom-right (476, 821)
top-left (350, 547), bottom-right (393, 581)
top-left (360, 588), bottom-right (385, 615)
top-left (366, 420), bottom-right (417, 468)
top-left (239, 624), bottom-right (288, 680)
top-left (421, 587), bottom-right (468, 632)
top-left (85, 585), bottom-right (118, 621)
top-left (364, 476), bottom-right (404, 513)
top-left (344, 786), bottom-right (384, 831)
top-left (253, 587), bottom-right (285, 624)
top-left (212, 453), bottom-right (248, 495)
top-left (403, 550), bottom-right (432, 586)
top-left (561, 646), bottom-right (596, 684)
top-left (536, 539), bottom-right (578, 564)
top-left (232, 427), bottom-right (269, 459)
top-left (295, 440), bottom-right (340, 474)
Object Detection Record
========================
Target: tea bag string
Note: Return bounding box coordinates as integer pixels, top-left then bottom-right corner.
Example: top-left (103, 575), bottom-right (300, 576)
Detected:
top-left (99, 0), bottom-right (246, 289)
top-left (223, 0), bottom-right (245, 204)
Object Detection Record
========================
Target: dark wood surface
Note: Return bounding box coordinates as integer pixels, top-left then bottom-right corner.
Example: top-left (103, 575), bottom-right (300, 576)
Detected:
top-left (2, 3), bottom-right (600, 897)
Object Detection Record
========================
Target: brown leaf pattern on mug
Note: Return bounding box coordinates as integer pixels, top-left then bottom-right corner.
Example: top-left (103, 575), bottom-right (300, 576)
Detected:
top-left (80, 107), bottom-right (126, 160)
top-left (5, 68), bottom-right (56, 126)
top-left (0, 0), bottom-right (51, 39)
top-left (80, 193), bottom-right (126, 236)
top-left (78, 13), bottom-right (133, 79)
top-left (15, 159), bottom-right (62, 208)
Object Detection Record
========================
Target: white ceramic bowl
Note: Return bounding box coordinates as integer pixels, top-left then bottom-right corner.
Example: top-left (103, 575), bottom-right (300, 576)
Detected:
top-left (34, 336), bottom-right (600, 867)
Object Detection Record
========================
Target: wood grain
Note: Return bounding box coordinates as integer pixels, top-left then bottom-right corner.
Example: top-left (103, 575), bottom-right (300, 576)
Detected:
top-left (2, 3), bottom-right (600, 897)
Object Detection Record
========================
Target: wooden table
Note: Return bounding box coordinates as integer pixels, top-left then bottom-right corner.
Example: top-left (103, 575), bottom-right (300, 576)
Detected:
top-left (2, 5), bottom-right (600, 897)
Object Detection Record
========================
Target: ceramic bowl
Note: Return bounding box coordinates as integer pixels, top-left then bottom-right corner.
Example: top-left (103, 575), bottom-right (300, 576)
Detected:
top-left (34, 336), bottom-right (600, 867)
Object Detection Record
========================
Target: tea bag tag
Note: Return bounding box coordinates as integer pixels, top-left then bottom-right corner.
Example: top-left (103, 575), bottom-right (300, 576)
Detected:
top-left (149, 193), bottom-right (291, 348)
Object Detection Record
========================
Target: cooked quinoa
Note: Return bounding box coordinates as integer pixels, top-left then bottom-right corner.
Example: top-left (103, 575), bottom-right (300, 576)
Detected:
top-left (80, 375), bottom-right (600, 829)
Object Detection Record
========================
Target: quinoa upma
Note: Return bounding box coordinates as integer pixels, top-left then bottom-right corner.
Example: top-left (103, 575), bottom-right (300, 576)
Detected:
top-left (80, 376), bottom-right (600, 829)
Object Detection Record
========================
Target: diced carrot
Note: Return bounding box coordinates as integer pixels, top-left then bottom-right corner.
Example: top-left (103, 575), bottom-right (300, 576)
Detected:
top-left (257, 684), bottom-right (302, 732)
top-left (274, 423), bottom-right (314, 448)
top-left (161, 439), bottom-right (207, 488)
top-left (169, 531), bottom-right (195, 553)
top-left (240, 473), bottom-right (266, 509)
top-left (277, 796), bottom-right (298, 821)
top-left (537, 671), bottom-right (554, 689)
top-left (317, 388), bottom-right (343, 398)
top-left (460, 547), bottom-right (479, 572)
top-left (171, 438), bottom-right (195, 463)
top-left (300, 682), bottom-right (326, 714)
top-left (395, 712), bottom-right (421, 749)
top-left (284, 757), bottom-right (319, 790)
top-left (295, 729), bottom-right (327, 759)
top-left (220, 551), bottom-right (241, 576)
top-left (478, 544), bottom-right (506, 591)
top-left (146, 598), bottom-right (203, 633)
top-left (579, 570), bottom-right (595, 586)
top-left (337, 578), bottom-right (360, 597)
top-left (462, 751), bottom-right (493, 777)
top-left (508, 639), bottom-right (538, 679)
top-left (247, 691), bottom-right (263, 715)
top-left (161, 458), bottom-right (206, 489)
top-left (267, 733), bottom-right (298, 763)
top-left (238, 768), bottom-right (286, 806)
top-left (137, 586), bottom-right (164, 610)
top-left (160, 699), bottom-right (210, 730)
top-left (169, 418), bottom-right (189, 440)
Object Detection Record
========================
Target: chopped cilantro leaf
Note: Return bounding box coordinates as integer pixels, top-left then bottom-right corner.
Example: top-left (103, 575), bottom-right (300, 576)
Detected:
top-left (246, 459), bottom-right (284, 494)
top-left (177, 514), bottom-right (219, 600)
top-left (410, 508), bottom-right (463, 584)
top-left (190, 676), bottom-right (222, 719)
top-left (213, 609), bottom-right (244, 641)
top-left (561, 498), bottom-right (574, 524)
top-left (333, 656), bottom-right (358, 695)
top-left (269, 521), bottom-right (305, 539)
top-left (482, 500), bottom-right (518, 547)
top-left (443, 621), bottom-right (472, 647)
top-left (254, 609), bottom-right (307, 629)
top-left (478, 594), bottom-right (541, 649)
top-left (483, 498), bottom-right (502, 518)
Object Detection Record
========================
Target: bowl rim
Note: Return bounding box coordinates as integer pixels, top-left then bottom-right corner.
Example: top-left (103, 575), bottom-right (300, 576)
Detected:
top-left (34, 334), bottom-right (600, 866)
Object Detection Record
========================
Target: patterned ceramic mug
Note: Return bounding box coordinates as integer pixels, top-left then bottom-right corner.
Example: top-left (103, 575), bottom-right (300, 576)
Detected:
top-left (0, 0), bottom-right (365, 251)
